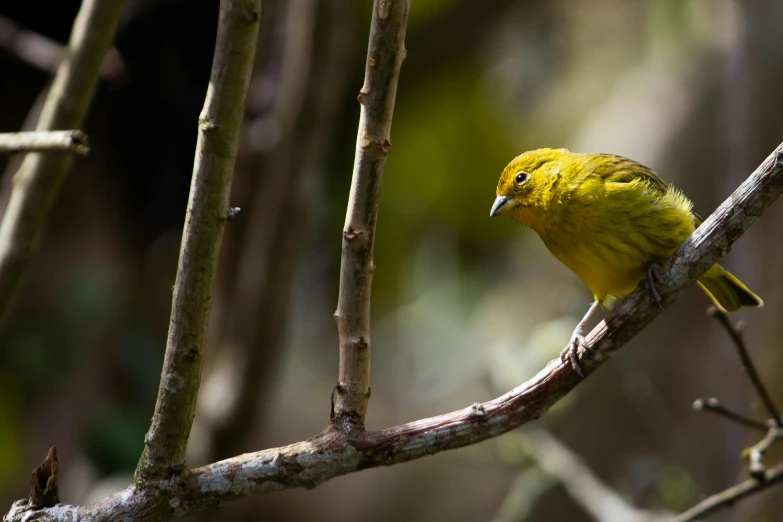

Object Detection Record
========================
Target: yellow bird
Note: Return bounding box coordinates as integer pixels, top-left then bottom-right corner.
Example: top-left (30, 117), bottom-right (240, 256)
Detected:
top-left (490, 148), bottom-right (762, 375)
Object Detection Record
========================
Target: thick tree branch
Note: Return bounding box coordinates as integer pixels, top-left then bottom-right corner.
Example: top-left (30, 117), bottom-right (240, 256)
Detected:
top-left (134, 0), bottom-right (261, 483)
top-left (6, 140), bottom-right (783, 522)
top-left (332, 0), bottom-right (410, 427)
top-left (0, 131), bottom-right (90, 156)
top-left (0, 0), bottom-right (126, 331)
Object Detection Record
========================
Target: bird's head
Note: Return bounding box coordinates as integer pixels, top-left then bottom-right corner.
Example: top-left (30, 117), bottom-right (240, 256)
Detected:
top-left (490, 148), bottom-right (573, 227)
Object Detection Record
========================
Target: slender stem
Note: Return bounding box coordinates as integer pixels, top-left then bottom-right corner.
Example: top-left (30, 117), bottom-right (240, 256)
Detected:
top-left (332, 0), bottom-right (410, 427)
top-left (709, 307), bottom-right (782, 426)
top-left (692, 397), bottom-right (770, 432)
top-left (671, 463), bottom-right (783, 522)
top-left (0, 0), bottom-right (126, 331)
top-left (0, 131), bottom-right (90, 156)
top-left (748, 426), bottom-right (783, 478)
top-left (134, 0), bottom-right (261, 483)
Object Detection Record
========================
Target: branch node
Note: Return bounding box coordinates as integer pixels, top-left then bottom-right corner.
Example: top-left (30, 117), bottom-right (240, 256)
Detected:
top-left (343, 227), bottom-right (363, 241)
top-left (470, 403), bottom-right (487, 418)
top-left (358, 129), bottom-right (392, 155)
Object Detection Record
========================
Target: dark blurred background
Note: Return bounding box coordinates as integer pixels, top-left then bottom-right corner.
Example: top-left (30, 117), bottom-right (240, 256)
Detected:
top-left (1, 0), bottom-right (783, 520)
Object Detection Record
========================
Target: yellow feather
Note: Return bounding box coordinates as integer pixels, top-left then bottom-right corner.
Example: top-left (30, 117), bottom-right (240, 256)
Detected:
top-left (492, 148), bottom-right (762, 311)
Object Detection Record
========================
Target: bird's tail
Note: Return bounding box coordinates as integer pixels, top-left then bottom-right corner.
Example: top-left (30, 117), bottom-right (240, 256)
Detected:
top-left (696, 264), bottom-right (763, 313)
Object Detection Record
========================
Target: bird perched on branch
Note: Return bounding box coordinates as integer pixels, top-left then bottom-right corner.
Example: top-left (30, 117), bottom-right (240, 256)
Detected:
top-left (490, 148), bottom-right (762, 376)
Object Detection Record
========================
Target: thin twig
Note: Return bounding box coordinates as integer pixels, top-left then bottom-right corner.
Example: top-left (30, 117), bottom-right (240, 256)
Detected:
top-left (0, 0), bottom-right (126, 332)
top-left (692, 397), bottom-right (769, 432)
top-left (0, 131), bottom-right (90, 156)
top-left (6, 142), bottom-right (783, 522)
top-left (748, 426), bottom-right (783, 478)
top-left (709, 307), bottom-right (782, 426)
top-left (332, 0), bottom-right (410, 427)
top-left (671, 463), bottom-right (783, 522)
top-left (133, 0), bottom-right (261, 483)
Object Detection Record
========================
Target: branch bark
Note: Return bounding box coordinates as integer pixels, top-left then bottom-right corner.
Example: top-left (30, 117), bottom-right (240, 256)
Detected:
top-left (333, 0), bottom-right (410, 428)
top-left (0, 0), bottom-right (125, 331)
top-left (134, 0), bottom-right (261, 482)
top-left (6, 142), bottom-right (783, 522)
top-left (0, 131), bottom-right (90, 156)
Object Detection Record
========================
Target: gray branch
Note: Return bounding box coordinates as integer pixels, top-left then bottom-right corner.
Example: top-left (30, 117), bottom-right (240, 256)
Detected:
top-left (0, 131), bottom-right (90, 156)
top-left (134, 0), bottom-right (261, 483)
top-left (332, 0), bottom-right (410, 427)
top-left (0, 0), bottom-right (126, 331)
top-left (5, 142), bottom-right (783, 522)
top-left (671, 463), bottom-right (783, 522)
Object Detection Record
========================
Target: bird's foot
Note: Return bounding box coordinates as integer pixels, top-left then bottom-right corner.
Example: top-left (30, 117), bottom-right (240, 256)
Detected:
top-left (646, 262), bottom-right (664, 310)
top-left (560, 328), bottom-right (590, 378)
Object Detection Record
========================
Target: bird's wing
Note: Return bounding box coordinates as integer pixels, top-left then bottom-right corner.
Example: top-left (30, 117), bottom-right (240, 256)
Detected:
top-left (592, 153), bottom-right (705, 223)
top-left (591, 153), bottom-right (668, 193)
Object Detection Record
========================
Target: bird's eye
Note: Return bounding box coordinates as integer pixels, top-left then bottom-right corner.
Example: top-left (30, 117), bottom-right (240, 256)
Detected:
top-left (515, 172), bottom-right (529, 184)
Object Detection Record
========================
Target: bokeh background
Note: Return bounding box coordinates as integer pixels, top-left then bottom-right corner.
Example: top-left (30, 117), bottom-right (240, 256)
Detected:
top-left (1, 0), bottom-right (783, 520)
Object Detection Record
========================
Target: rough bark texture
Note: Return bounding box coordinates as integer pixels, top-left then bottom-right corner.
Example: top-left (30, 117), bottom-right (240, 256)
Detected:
top-left (333, 0), bottom-right (410, 428)
top-left (134, 0), bottom-right (261, 483)
top-left (0, 0), bottom-right (126, 331)
top-left (5, 142), bottom-right (783, 522)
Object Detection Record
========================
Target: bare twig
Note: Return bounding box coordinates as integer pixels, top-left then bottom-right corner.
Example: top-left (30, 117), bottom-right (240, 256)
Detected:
top-left (748, 426), bottom-right (783, 478)
top-left (6, 140), bottom-right (783, 522)
top-left (692, 397), bottom-right (769, 432)
top-left (332, 0), bottom-right (410, 428)
top-left (709, 307), bottom-right (782, 426)
top-left (0, 131), bottom-right (90, 156)
top-left (671, 463), bottom-right (783, 522)
top-left (134, 0), bottom-right (261, 483)
top-left (0, 0), bottom-right (126, 331)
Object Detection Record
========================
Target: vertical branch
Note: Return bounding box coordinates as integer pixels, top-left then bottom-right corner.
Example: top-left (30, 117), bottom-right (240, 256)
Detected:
top-left (332, 0), bottom-right (410, 428)
top-left (0, 0), bottom-right (126, 330)
top-left (134, 0), bottom-right (261, 482)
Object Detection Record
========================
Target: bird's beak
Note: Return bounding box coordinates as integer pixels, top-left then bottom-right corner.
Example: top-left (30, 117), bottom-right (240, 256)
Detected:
top-left (490, 195), bottom-right (513, 217)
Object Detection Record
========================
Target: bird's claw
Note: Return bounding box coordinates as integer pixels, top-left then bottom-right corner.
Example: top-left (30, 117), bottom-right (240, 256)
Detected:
top-left (646, 263), bottom-right (664, 310)
top-left (561, 330), bottom-right (589, 378)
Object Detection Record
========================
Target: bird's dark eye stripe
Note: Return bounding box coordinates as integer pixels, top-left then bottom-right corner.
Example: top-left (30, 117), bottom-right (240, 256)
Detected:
top-left (515, 172), bottom-right (529, 184)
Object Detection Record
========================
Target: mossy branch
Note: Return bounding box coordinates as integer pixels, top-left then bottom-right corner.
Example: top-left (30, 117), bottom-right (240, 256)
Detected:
top-left (133, 0), bottom-right (261, 483)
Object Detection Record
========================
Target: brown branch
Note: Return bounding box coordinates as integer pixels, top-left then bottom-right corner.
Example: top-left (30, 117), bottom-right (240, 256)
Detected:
top-left (692, 397), bottom-right (770, 432)
top-left (332, 0), bottom-right (410, 427)
top-left (0, 0), bottom-right (126, 332)
top-left (671, 463), bottom-right (783, 522)
top-left (3, 141), bottom-right (783, 521)
top-left (709, 307), bottom-right (782, 426)
top-left (0, 131), bottom-right (90, 156)
top-left (134, 0), bottom-right (261, 483)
